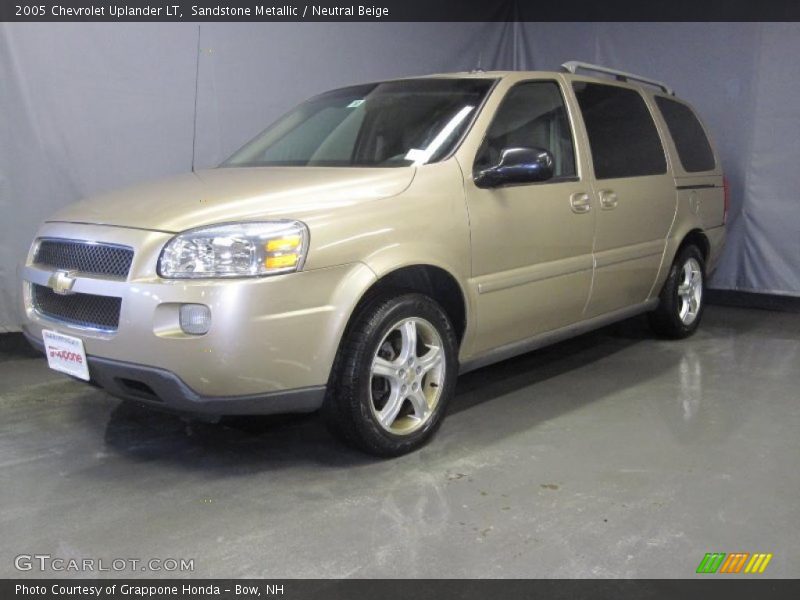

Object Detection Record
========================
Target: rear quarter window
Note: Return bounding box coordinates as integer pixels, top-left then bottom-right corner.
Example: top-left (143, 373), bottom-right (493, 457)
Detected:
top-left (573, 82), bottom-right (667, 180)
top-left (655, 96), bottom-right (716, 172)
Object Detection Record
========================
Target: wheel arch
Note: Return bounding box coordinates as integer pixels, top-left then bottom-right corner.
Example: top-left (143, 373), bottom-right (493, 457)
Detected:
top-left (346, 264), bottom-right (469, 347)
top-left (678, 228), bottom-right (711, 262)
top-left (650, 227), bottom-right (711, 301)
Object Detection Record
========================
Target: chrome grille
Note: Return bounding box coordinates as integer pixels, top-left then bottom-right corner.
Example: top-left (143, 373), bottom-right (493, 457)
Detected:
top-left (32, 284), bottom-right (121, 331)
top-left (34, 239), bottom-right (134, 279)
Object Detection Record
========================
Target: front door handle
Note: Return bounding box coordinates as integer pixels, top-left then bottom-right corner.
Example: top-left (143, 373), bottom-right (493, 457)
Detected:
top-left (570, 192), bottom-right (591, 214)
top-left (599, 190), bottom-right (618, 210)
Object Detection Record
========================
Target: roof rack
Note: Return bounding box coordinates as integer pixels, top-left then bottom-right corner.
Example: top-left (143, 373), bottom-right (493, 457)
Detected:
top-left (561, 61), bottom-right (674, 95)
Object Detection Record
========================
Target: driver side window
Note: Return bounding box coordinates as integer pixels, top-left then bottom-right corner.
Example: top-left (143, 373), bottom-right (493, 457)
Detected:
top-left (475, 81), bottom-right (576, 179)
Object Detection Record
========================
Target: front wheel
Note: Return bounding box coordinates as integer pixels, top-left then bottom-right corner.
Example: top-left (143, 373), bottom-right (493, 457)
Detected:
top-left (322, 293), bottom-right (458, 457)
top-left (649, 245), bottom-right (706, 339)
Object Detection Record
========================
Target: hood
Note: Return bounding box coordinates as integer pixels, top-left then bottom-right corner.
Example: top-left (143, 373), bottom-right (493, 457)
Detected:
top-left (48, 167), bottom-right (416, 232)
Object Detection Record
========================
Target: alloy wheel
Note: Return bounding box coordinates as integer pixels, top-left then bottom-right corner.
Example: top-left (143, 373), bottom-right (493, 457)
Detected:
top-left (677, 257), bottom-right (703, 325)
top-left (369, 317), bottom-right (446, 435)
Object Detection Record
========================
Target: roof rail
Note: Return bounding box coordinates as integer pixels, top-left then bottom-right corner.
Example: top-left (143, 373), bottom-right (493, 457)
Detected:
top-left (561, 61), bottom-right (674, 95)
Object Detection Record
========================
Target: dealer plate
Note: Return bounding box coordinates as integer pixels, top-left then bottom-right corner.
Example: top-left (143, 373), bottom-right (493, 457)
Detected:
top-left (42, 329), bottom-right (90, 381)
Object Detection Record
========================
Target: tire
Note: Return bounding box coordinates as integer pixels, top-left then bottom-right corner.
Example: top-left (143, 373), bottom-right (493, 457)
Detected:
top-left (322, 292), bottom-right (459, 457)
top-left (648, 245), bottom-right (706, 339)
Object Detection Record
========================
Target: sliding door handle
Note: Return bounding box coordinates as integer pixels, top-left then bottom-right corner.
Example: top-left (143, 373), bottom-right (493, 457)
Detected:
top-left (599, 190), bottom-right (618, 210)
top-left (570, 192), bottom-right (591, 214)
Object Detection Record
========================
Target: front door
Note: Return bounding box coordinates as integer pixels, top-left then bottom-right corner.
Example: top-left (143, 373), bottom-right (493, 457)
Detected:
top-left (462, 79), bottom-right (596, 356)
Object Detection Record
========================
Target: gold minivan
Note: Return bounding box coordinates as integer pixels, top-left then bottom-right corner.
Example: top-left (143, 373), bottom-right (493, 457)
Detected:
top-left (20, 62), bottom-right (726, 456)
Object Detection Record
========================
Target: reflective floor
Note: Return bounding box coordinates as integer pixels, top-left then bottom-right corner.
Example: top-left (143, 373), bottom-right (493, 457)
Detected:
top-left (0, 305), bottom-right (798, 578)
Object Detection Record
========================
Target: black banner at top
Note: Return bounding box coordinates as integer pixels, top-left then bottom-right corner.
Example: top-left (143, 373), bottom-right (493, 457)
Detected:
top-left (3, 0), bottom-right (800, 22)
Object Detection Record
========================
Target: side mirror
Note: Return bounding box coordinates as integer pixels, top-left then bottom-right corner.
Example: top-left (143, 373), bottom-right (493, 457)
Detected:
top-left (474, 147), bottom-right (555, 188)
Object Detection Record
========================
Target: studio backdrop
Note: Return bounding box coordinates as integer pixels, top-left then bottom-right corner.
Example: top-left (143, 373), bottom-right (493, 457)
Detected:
top-left (1, 22), bottom-right (798, 331)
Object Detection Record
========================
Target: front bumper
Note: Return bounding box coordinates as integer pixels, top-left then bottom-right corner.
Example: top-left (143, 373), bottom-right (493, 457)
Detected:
top-left (20, 222), bottom-right (377, 407)
top-left (25, 332), bottom-right (325, 415)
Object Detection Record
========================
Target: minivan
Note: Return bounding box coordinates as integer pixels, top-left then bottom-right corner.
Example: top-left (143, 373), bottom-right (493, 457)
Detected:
top-left (20, 62), bottom-right (726, 456)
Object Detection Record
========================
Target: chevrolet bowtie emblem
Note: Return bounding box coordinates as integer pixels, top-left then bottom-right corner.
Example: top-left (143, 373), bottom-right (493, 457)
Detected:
top-left (48, 270), bottom-right (78, 295)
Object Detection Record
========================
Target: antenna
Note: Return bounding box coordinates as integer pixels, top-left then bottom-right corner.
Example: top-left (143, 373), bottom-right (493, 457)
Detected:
top-left (474, 51), bottom-right (484, 73)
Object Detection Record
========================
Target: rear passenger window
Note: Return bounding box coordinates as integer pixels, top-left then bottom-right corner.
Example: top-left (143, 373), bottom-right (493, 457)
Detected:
top-left (475, 81), bottom-right (576, 179)
top-left (573, 82), bottom-right (666, 179)
top-left (655, 96), bottom-right (716, 172)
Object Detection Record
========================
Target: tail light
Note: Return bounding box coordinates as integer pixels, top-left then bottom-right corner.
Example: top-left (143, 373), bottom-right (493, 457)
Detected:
top-left (723, 176), bottom-right (730, 225)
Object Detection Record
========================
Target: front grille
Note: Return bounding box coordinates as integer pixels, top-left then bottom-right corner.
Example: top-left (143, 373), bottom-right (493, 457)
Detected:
top-left (34, 239), bottom-right (134, 279)
top-left (32, 284), bottom-right (121, 331)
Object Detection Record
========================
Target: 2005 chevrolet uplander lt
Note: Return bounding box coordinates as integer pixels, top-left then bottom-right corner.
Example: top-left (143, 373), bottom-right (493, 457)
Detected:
top-left (20, 62), bottom-right (726, 456)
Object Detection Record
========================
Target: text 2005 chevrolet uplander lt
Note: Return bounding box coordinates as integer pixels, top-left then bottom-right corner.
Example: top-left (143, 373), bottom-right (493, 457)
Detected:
top-left (20, 62), bottom-right (726, 456)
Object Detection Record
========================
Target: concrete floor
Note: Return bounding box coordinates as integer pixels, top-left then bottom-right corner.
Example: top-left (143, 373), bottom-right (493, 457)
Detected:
top-left (0, 305), bottom-right (798, 579)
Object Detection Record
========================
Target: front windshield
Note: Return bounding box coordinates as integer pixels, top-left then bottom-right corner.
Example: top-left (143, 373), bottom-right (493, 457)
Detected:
top-left (222, 78), bottom-right (496, 168)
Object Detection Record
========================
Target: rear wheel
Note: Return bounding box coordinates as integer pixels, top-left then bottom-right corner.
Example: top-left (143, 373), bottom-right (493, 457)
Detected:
top-left (649, 245), bottom-right (706, 339)
top-left (323, 293), bottom-right (458, 457)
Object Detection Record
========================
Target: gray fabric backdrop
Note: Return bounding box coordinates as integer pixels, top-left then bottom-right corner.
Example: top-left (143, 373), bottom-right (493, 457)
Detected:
top-left (1, 22), bottom-right (798, 330)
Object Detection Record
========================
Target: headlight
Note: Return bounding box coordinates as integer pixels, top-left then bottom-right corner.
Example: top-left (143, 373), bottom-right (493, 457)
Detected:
top-left (158, 221), bottom-right (309, 279)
